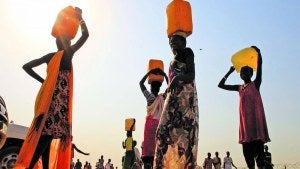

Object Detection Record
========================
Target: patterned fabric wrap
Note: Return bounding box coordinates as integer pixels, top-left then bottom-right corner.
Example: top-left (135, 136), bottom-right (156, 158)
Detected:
top-left (143, 94), bottom-right (165, 157)
top-left (42, 71), bottom-right (71, 145)
top-left (143, 117), bottom-right (159, 156)
top-left (146, 94), bottom-right (164, 120)
top-left (15, 51), bottom-right (73, 169)
top-left (153, 60), bottom-right (199, 169)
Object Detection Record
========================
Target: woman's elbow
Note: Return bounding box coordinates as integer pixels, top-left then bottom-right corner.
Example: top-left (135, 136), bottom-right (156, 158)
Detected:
top-left (218, 83), bottom-right (224, 88)
top-left (22, 64), bottom-right (29, 71)
top-left (139, 82), bottom-right (143, 89)
top-left (83, 30), bottom-right (89, 39)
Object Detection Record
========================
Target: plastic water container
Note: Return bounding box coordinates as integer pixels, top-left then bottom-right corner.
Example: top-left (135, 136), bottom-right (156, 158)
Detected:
top-left (51, 6), bottom-right (79, 39)
top-left (166, 0), bottom-right (193, 37)
top-left (125, 118), bottom-right (136, 131)
top-left (231, 47), bottom-right (258, 73)
top-left (147, 59), bottom-right (164, 84)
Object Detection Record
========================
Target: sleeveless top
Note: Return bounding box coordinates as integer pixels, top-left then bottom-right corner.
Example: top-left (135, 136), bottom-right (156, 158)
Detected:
top-left (238, 82), bottom-right (270, 143)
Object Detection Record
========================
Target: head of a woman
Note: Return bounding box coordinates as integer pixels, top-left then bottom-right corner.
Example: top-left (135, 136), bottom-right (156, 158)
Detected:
top-left (207, 152), bottom-right (211, 158)
top-left (240, 66), bottom-right (253, 83)
top-left (126, 131), bottom-right (132, 137)
top-left (169, 34), bottom-right (186, 55)
top-left (56, 35), bottom-right (71, 50)
top-left (150, 81), bottom-right (162, 96)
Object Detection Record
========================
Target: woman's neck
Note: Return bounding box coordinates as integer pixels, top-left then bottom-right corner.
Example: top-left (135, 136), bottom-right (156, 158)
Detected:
top-left (243, 79), bottom-right (251, 84)
top-left (242, 81), bottom-right (251, 89)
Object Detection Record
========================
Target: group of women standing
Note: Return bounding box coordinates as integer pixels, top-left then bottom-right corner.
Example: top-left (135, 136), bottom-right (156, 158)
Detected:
top-left (140, 34), bottom-right (270, 169)
top-left (12, 5), bottom-right (270, 169)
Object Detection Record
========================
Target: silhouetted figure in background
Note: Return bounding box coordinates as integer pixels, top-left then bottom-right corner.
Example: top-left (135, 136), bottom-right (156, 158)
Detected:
top-left (203, 152), bottom-right (213, 169)
top-left (122, 131), bottom-right (136, 169)
top-left (75, 159), bottom-right (83, 169)
top-left (213, 151), bottom-right (221, 169)
top-left (96, 155), bottom-right (105, 169)
top-left (84, 161), bottom-right (89, 169)
top-left (264, 145), bottom-right (274, 169)
top-left (223, 151), bottom-right (237, 169)
top-left (105, 159), bottom-right (112, 169)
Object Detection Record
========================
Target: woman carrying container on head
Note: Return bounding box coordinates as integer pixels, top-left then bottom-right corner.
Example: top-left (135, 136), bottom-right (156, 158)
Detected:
top-left (153, 1), bottom-right (199, 168)
top-left (15, 6), bottom-right (89, 169)
top-left (218, 46), bottom-right (270, 169)
top-left (153, 31), bottom-right (199, 169)
top-left (139, 64), bottom-right (168, 169)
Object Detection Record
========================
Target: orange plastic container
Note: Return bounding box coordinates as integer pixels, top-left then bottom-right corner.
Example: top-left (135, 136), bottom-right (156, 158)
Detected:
top-left (147, 59), bottom-right (164, 84)
top-left (231, 47), bottom-right (258, 73)
top-left (125, 118), bottom-right (136, 131)
top-left (51, 6), bottom-right (79, 39)
top-left (166, 0), bottom-right (193, 37)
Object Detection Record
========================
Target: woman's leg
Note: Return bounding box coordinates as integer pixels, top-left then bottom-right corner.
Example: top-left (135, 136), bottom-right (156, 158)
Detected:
top-left (242, 142), bottom-right (255, 169)
top-left (29, 135), bottom-right (53, 169)
top-left (255, 141), bottom-right (265, 169)
top-left (42, 138), bottom-right (52, 169)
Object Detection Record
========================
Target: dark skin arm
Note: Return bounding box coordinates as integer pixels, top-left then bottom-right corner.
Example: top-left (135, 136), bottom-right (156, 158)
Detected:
top-left (122, 140), bottom-right (126, 149)
top-left (22, 7), bottom-right (89, 83)
top-left (139, 68), bottom-right (168, 92)
top-left (168, 48), bottom-right (195, 91)
top-left (218, 66), bottom-right (239, 91)
top-left (231, 161), bottom-right (237, 169)
top-left (70, 7), bottom-right (89, 53)
top-left (23, 53), bottom-right (53, 83)
top-left (23, 54), bottom-right (53, 131)
top-left (73, 144), bottom-right (90, 155)
top-left (252, 46), bottom-right (262, 91)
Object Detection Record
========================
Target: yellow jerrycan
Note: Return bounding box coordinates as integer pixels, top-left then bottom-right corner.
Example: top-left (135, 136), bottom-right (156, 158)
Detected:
top-left (231, 47), bottom-right (258, 73)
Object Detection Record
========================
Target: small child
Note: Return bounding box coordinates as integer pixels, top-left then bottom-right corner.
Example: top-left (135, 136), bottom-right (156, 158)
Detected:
top-left (218, 46), bottom-right (270, 169)
top-left (122, 131), bottom-right (136, 169)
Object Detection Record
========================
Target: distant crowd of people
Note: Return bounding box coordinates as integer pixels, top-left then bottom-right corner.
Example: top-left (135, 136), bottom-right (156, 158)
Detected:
top-left (203, 151), bottom-right (237, 169)
top-left (68, 144), bottom-right (273, 169)
top-left (202, 146), bottom-right (273, 169)
top-left (71, 155), bottom-right (118, 169)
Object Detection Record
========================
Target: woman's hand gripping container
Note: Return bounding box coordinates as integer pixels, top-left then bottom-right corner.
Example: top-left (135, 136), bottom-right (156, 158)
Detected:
top-left (125, 118), bottom-right (136, 131)
top-left (148, 59), bottom-right (164, 84)
top-left (51, 6), bottom-right (80, 39)
top-left (166, 0), bottom-right (193, 37)
top-left (231, 47), bottom-right (258, 73)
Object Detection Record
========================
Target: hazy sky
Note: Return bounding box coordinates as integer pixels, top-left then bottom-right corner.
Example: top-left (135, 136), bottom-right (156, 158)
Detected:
top-left (1, 0), bottom-right (299, 168)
